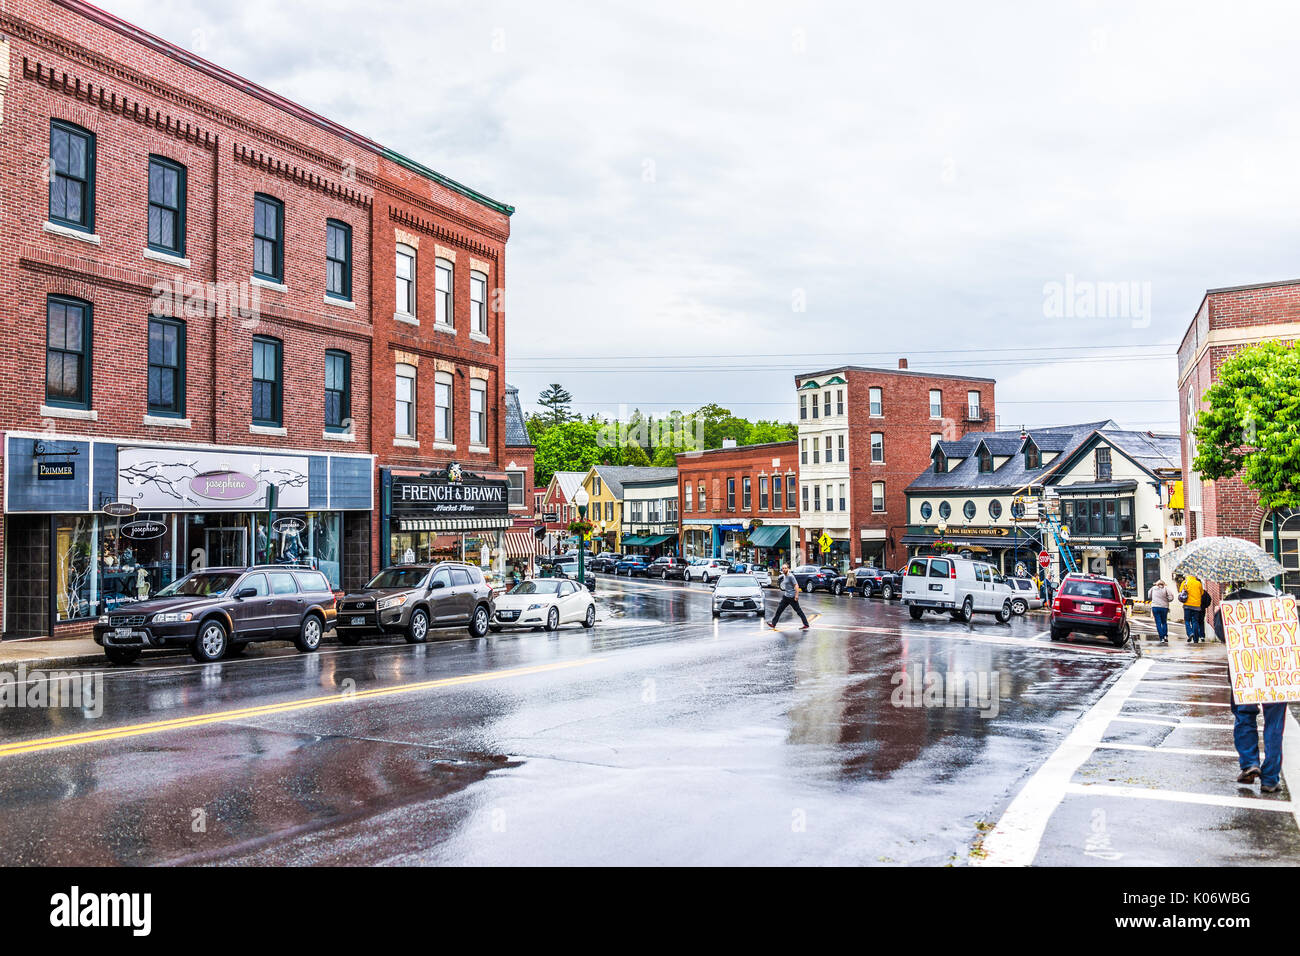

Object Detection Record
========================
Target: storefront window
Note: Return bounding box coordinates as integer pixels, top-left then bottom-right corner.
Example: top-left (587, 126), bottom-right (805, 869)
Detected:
top-left (55, 515), bottom-right (97, 621)
top-left (99, 512), bottom-right (179, 611)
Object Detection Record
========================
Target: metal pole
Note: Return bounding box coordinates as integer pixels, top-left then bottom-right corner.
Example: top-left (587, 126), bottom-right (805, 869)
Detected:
top-left (578, 504), bottom-right (587, 588)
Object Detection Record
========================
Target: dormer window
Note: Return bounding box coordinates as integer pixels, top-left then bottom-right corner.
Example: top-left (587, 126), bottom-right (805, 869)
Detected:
top-left (978, 445), bottom-right (993, 473)
top-left (933, 448), bottom-right (948, 474)
top-left (1024, 440), bottom-right (1041, 470)
top-left (1096, 447), bottom-right (1112, 481)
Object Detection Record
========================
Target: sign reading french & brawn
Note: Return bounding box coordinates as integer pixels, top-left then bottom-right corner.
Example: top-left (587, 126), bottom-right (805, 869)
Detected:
top-left (1222, 595), bottom-right (1300, 705)
top-left (391, 465), bottom-right (509, 518)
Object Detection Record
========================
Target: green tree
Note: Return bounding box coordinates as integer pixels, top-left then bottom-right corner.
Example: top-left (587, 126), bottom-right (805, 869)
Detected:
top-left (537, 383), bottom-right (575, 428)
top-left (533, 419), bottom-right (604, 487)
top-left (1193, 341), bottom-right (1300, 568)
top-left (748, 420), bottom-right (798, 444)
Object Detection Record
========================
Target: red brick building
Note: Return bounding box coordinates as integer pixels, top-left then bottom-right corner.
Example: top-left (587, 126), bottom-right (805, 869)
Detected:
top-left (794, 361), bottom-right (995, 570)
top-left (1178, 280), bottom-right (1300, 596)
top-left (0, 0), bottom-right (513, 637)
top-left (676, 441), bottom-right (800, 566)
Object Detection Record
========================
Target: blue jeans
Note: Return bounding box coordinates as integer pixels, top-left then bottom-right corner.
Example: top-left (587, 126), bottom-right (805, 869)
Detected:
top-left (1184, 607), bottom-right (1204, 640)
top-left (1152, 606), bottom-right (1168, 639)
top-left (1232, 702), bottom-right (1287, 786)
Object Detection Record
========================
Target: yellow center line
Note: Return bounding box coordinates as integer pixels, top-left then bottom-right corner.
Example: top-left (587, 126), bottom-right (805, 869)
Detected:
top-left (0, 658), bottom-right (597, 760)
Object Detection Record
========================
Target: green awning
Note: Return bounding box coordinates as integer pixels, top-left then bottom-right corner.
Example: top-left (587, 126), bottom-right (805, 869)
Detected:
top-left (622, 535), bottom-right (649, 546)
top-left (642, 533), bottom-right (676, 546)
top-left (747, 525), bottom-right (791, 548)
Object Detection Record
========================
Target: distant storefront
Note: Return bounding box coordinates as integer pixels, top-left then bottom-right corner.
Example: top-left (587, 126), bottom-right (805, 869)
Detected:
top-left (381, 465), bottom-right (513, 573)
top-left (3, 432), bottom-right (374, 638)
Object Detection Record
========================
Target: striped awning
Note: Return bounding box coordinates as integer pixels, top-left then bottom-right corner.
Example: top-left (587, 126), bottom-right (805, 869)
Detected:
top-left (503, 531), bottom-right (536, 558)
top-left (395, 517), bottom-right (514, 532)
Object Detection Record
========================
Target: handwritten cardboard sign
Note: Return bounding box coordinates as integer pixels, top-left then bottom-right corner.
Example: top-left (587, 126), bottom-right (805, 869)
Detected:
top-left (1222, 596), bottom-right (1300, 704)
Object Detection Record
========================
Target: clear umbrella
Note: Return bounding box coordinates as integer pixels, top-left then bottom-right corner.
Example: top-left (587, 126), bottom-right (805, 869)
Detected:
top-left (1165, 536), bottom-right (1285, 583)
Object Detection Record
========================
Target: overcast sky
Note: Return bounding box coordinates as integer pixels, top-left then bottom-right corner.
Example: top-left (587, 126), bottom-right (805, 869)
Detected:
top-left (102, 0), bottom-right (1300, 433)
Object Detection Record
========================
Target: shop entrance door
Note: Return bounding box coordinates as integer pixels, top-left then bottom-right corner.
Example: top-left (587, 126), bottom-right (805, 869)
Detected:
top-left (205, 527), bottom-right (248, 569)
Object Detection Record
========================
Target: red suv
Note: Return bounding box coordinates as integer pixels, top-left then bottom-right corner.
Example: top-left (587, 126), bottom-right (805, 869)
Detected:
top-left (1050, 573), bottom-right (1129, 647)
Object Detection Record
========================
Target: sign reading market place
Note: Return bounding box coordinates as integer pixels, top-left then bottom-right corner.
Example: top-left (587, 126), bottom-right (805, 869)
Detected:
top-left (391, 466), bottom-right (509, 518)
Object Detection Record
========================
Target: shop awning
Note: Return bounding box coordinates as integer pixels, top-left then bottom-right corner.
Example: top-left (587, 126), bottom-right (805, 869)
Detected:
top-left (682, 524), bottom-right (712, 533)
top-left (640, 533), bottom-right (676, 546)
top-left (716, 524), bottom-right (745, 533)
top-left (622, 535), bottom-right (650, 547)
top-left (396, 517), bottom-right (514, 532)
top-left (748, 525), bottom-right (791, 548)
top-left (502, 531), bottom-right (536, 558)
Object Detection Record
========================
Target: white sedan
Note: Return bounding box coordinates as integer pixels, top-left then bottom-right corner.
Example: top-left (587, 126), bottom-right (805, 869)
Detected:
top-left (490, 579), bottom-right (595, 631)
top-left (712, 573), bottom-right (767, 618)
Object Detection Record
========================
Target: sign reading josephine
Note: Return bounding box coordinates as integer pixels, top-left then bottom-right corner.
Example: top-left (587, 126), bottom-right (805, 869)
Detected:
top-left (117, 447), bottom-right (309, 511)
top-left (1222, 596), bottom-right (1300, 705)
top-left (392, 467), bottom-right (509, 517)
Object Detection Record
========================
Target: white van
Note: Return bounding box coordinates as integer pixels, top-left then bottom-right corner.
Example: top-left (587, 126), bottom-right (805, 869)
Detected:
top-left (902, 555), bottom-right (1013, 624)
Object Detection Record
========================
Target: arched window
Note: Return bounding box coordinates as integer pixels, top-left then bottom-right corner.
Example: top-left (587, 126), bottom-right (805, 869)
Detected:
top-left (1262, 510), bottom-right (1300, 596)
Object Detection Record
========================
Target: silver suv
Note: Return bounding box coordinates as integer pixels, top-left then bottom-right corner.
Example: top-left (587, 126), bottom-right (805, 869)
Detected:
top-left (337, 563), bottom-right (494, 644)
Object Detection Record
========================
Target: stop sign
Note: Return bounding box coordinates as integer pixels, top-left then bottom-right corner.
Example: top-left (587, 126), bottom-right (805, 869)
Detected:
top-left (1038, 551), bottom-right (1051, 568)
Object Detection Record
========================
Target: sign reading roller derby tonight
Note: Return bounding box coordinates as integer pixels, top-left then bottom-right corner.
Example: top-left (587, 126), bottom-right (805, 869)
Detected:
top-left (116, 447), bottom-right (310, 511)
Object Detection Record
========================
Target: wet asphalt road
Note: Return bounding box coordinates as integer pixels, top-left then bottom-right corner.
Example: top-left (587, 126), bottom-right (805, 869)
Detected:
top-left (0, 576), bottom-right (1141, 865)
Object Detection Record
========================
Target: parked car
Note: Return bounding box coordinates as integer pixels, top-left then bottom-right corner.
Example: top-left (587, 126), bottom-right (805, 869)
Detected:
top-left (588, 552), bottom-right (622, 573)
top-left (1051, 573), bottom-right (1129, 647)
top-left (336, 563), bottom-right (494, 645)
top-left (490, 578), bottom-right (596, 631)
top-left (648, 555), bottom-right (690, 580)
top-left (1004, 576), bottom-right (1043, 615)
top-left (711, 573), bottom-right (767, 618)
top-left (901, 555), bottom-right (1013, 624)
top-left (847, 565), bottom-right (903, 599)
top-left (687, 558), bottom-right (730, 583)
top-left (614, 554), bottom-right (652, 577)
top-left (544, 555), bottom-right (596, 590)
top-left (94, 565), bottom-right (338, 664)
top-left (791, 564), bottom-right (843, 594)
top-left (730, 563), bottom-right (773, 587)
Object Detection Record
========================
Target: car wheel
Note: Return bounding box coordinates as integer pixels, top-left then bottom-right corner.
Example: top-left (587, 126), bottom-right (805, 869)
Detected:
top-left (104, 646), bottom-right (140, 665)
top-left (755, 609), bottom-right (765, 618)
top-left (338, 631), bottom-right (362, 646)
top-left (582, 605), bottom-right (596, 629)
top-left (469, 604), bottom-right (491, 638)
top-left (545, 607), bottom-right (560, 632)
top-left (293, 614), bottom-right (324, 653)
top-left (996, 601), bottom-right (1012, 624)
top-left (711, 608), bottom-right (720, 618)
top-left (226, 642), bottom-right (248, 657)
top-left (834, 582), bottom-right (845, 596)
top-left (1050, 627), bottom-right (1067, 642)
top-left (959, 597), bottom-right (974, 623)
top-left (191, 619), bottom-right (228, 662)
top-left (1111, 623), bottom-right (1130, 648)
top-left (882, 584), bottom-right (894, 600)
top-left (1011, 599), bottom-right (1028, 616)
top-left (405, 608), bottom-right (429, 644)
top-left (908, 606), bottom-right (924, 621)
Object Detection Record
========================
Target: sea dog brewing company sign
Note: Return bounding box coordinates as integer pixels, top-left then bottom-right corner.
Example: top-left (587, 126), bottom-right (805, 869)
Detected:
top-left (1222, 595), bottom-right (1300, 705)
top-left (391, 466), bottom-right (509, 518)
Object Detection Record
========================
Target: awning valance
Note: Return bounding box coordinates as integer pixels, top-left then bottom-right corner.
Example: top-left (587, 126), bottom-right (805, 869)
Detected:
top-left (748, 524), bottom-right (791, 548)
top-left (717, 523), bottom-right (745, 533)
top-left (641, 533), bottom-right (676, 546)
top-left (396, 517), bottom-right (513, 532)
top-left (503, 531), bottom-right (535, 558)
top-left (622, 535), bottom-right (649, 546)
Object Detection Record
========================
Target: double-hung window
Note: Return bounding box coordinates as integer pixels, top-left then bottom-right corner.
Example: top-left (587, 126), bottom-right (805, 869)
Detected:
top-left (46, 296), bottom-right (91, 408)
top-left (470, 378), bottom-right (487, 446)
top-left (324, 350), bottom-right (350, 432)
top-left (49, 120), bottom-right (95, 232)
top-left (252, 336), bottom-right (282, 426)
top-left (435, 371), bottom-right (453, 443)
top-left (395, 364), bottom-right (416, 438)
top-left (759, 476), bottom-right (769, 510)
top-left (470, 270), bottom-right (488, 335)
top-left (869, 387), bottom-right (883, 416)
top-left (326, 220), bottom-right (351, 300)
top-left (871, 432), bottom-right (884, 463)
top-left (147, 156), bottom-right (185, 255)
top-left (727, 478), bottom-right (736, 511)
top-left (253, 194), bottom-right (284, 282)
top-left (147, 316), bottom-right (185, 417)
top-left (786, 474), bottom-right (796, 509)
top-left (435, 258), bottom-right (454, 326)
top-left (838, 434), bottom-right (845, 463)
top-left (742, 477), bottom-right (752, 510)
top-left (396, 245), bottom-right (417, 317)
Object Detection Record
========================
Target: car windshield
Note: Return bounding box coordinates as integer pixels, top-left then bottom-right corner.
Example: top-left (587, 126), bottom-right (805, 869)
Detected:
top-left (717, 575), bottom-right (757, 588)
top-left (1063, 579), bottom-right (1117, 600)
top-left (366, 567), bottom-right (429, 589)
top-left (510, 581), bottom-right (564, 595)
top-left (156, 572), bottom-right (241, 597)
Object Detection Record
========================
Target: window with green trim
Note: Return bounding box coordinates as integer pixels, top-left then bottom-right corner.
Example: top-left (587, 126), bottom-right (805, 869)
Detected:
top-left (326, 220), bottom-right (351, 300)
top-left (252, 336), bottom-right (283, 426)
top-left (324, 350), bottom-right (350, 432)
top-left (148, 316), bottom-right (185, 416)
top-left (148, 156), bottom-right (186, 255)
top-left (46, 296), bottom-right (91, 408)
top-left (49, 120), bottom-right (95, 232)
top-left (253, 194), bottom-right (284, 281)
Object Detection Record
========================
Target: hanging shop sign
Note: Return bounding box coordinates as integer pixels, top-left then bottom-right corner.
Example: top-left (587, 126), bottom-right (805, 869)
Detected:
top-left (117, 446), bottom-right (309, 511)
top-left (121, 519), bottom-right (169, 541)
top-left (101, 501), bottom-right (139, 517)
top-left (271, 516), bottom-right (307, 536)
top-left (391, 465), bottom-right (509, 518)
top-left (37, 460), bottom-right (76, 480)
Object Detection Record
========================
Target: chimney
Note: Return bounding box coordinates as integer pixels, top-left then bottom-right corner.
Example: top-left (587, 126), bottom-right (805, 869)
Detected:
top-left (898, 358), bottom-right (908, 369)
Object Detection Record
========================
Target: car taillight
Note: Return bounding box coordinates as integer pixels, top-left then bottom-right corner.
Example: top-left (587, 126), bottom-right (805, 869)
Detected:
top-left (950, 566), bottom-right (957, 579)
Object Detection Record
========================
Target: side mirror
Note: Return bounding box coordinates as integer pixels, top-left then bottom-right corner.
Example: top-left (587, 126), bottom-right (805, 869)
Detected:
top-left (235, 587), bottom-right (258, 599)
top-left (428, 580), bottom-right (446, 590)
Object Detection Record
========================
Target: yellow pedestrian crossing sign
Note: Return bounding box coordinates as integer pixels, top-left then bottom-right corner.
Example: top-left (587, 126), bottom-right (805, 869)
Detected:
top-left (818, 533), bottom-right (832, 553)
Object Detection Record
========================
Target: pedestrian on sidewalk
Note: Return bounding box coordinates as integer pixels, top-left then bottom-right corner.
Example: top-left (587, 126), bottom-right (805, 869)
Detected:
top-left (1215, 585), bottom-right (1289, 793)
top-left (1179, 573), bottom-right (1204, 643)
top-left (1147, 578), bottom-right (1176, 644)
top-left (768, 564), bottom-right (809, 630)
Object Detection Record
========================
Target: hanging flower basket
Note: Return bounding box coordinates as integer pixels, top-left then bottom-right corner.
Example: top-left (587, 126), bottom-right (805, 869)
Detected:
top-left (568, 519), bottom-right (595, 538)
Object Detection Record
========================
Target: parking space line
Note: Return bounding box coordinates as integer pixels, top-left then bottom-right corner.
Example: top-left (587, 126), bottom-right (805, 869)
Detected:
top-left (1064, 782), bottom-right (1293, 812)
top-left (1112, 716), bottom-right (1230, 730)
top-left (1126, 697), bottom-right (1231, 707)
top-left (1095, 742), bottom-right (1239, 758)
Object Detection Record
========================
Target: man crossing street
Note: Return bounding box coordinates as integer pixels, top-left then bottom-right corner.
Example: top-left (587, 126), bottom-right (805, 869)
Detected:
top-left (768, 564), bottom-right (810, 630)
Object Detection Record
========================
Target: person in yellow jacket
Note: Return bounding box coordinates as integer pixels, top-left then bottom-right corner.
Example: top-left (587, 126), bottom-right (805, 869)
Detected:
top-left (1179, 573), bottom-right (1205, 643)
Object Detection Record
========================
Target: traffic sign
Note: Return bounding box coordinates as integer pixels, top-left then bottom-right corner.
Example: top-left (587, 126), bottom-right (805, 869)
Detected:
top-left (818, 533), bottom-right (832, 553)
top-left (1038, 551), bottom-right (1051, 568)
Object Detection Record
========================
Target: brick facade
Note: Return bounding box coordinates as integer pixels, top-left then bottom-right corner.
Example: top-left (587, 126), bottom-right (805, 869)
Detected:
top-left (675, 441), bottom-right (800, 561)
top-left (795, 363), bottom-right (996, 569)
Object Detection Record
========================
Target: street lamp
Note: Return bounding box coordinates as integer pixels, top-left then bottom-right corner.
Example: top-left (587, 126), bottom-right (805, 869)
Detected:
top-left (574, 487), bottom-right (590, 589)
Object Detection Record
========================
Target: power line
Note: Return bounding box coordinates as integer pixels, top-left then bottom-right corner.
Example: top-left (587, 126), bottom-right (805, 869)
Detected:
top-left (509, 342), bottom-right (1175, 363)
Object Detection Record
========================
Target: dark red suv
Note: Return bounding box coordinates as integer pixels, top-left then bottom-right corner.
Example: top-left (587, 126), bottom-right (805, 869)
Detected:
top-left (1050, 573), bottom-right (1129, 647)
